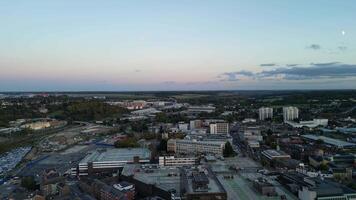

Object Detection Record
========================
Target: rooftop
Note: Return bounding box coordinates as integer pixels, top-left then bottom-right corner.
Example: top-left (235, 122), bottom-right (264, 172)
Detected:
top-left (121, 164), bottom-right (181, 196)
top-left (80, 148), bottom-right (151, 163)
top-left (302, 134), bottom-right (356, 148)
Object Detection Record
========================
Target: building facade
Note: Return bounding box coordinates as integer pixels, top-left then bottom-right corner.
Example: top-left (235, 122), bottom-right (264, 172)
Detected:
top-left (209, 122), bottom-right (229, 135)
top-left (259, 107), bottom-right (273, 121)
top-left (283, 106), bottom-right (299, 122)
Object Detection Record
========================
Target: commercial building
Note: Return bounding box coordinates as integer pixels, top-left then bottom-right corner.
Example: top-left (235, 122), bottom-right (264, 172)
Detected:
top-left (258, 107), bottom-right (273, 120)
top-left (181, 167), bottom-right (227, 200)
top-left (239, 127), bottom-right (263, 142)
top-left (167, 139), bottom-right (225, 156)
top-left (302, 135), bottom-right (356, 149)
top-left (252, 178), bottom-right (277, 196)
top-left (79, 178), bottom-right (127, 200)
top-left (159, 156), bottom-right (199, 166)
top-left (278, 172), bottom-right (356, 200)
top-left (178, 122), bottom-right (189, 132)
top-left (286, 119), bottom-right (328, 128)
top-left (209, 122), bottom-right (229, 135)
top-left (261, 149), bottom-right (291, 167)
top-left (76, 148), bottom-right (151, 176)
top-left (121, 164), bottom-right (182, 200)
top-left (283, 106), bottom-right (299, 122)
top-left (187, 106), bottom-right (216, 114)
top-left (189, 120), bottom-right (203, 130)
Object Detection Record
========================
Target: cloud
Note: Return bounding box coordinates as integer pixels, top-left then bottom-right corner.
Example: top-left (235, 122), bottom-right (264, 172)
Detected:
top-left (260, 63), bottom-right (276, 67)
top-left (219, 70), bottom-right (254, 81)
top-left (134, 69), bottom-right (141, 73)
top-left (260, 62), bottom-right (356, 80)
top-left (306, 44), bottom-right (321, 50)
top-left (338, 46), bottom-right (347, 51)
top-left (220, 62), bottom-right (356, 82)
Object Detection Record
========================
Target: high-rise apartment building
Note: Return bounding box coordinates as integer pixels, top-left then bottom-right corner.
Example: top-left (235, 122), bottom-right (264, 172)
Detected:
top-left (258, 107), bottom-right (273, 120)
top-left (283, 106), bottom-right (299, 122)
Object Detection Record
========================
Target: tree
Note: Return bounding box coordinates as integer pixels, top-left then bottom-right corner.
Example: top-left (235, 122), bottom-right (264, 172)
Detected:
top-left (157, 139), bottom-right (167, 152)
top-left (223, 141), bottom-right (235, 157)
top-left (21, 176), bottom-right (37, 190)
top-left (114, 138), bottom-right (139, 148)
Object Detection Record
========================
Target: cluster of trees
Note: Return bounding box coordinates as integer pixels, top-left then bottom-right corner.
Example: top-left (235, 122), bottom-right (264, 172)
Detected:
top-left (49, 101), bottom-right (129, 121)
top-left (21, 176), bottom-right (37, 190)
top-left (223, 142), bottom-right (235, 157)
top-left (155, 113), bottom-right (188, 124)
top-left (114, 138), bottom-right (139, 148)
top-left (0, 105), bottom-right (44, 127)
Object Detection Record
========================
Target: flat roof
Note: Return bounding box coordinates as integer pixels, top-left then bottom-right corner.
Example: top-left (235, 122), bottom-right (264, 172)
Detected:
top-left (122, 164), bottom-right (181, 196)
top-left (182, 167), bottom-right (226, 194)
top-left (262, 149), bottom-right (289, 157)
top-left (302, 135), bottom-right (356, 148)
top-left (80, 148), bottom-right (151, 163)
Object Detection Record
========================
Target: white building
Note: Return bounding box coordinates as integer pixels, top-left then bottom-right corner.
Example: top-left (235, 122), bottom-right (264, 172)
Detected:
top-left (158, 156), bottom-right (198, 166)
top-left (178, 122), bottom-right (189, 132)
top-left (259, 107), bottom-right (273, 120)
top-left (187, 106), bottom-right (216, 114)
top-left (283, 106), bottom-right (299, 122)
top-left (167, 139), bottom-right (225, 156)
top-left (286, 119), bottom-right (328, 128)
top-left (209, 122), bottom-right (229, 134)
top-left (76, 148), bottom-right (151, 176)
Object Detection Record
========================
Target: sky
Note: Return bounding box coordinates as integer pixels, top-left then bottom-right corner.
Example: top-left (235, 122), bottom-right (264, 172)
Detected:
top-left (0, 0), bottom-right (356, 91)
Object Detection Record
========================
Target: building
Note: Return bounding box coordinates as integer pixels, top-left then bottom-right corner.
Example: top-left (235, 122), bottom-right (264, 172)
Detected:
top-left (121, 164), bottom-right (181, 200)
top-left (258, 107), bottom-right (273, 121)
top-left (113, 182), bottom-right (135, 200)
top-left (40, 169), bottom-right (65, 197)
top-left (252, 178), bottom-right (277, 196)
top-left (178, 122), bottom-right (189, 132)
top-left (261, 149), bottom-right (291, 167)
top-left (76, 148), bottom-right (151, 176)
top-left (187, 106), bottom-right (216, 114)
top-left (189, 120), bottom-right (203, 130)
top-left (286, 119), bottom-right (328, 128)
top-left (79, 178), bottom-right (127, 200)
top-left (239, 127), bottom-right (263, 142)
top-left (278, 172), bottom-right (356, 200)
top-left (159, 156), bottom-right (199, 166)
top-left (209, 122), bottom-right (229, 135)
top-left (302, 135), bottom-right (356, 149)
top-left (181, 167), bottom-right (227, 200)
top-left (283, 106), bottom-right (299, 122)
top-left (167, 139), bottom-right (225, 156)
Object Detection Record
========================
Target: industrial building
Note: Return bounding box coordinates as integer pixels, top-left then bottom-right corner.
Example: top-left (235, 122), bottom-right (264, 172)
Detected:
top-left (302, 135), bottom-right (356, 149)
top-left (75, 148), bottom-right (151, 176)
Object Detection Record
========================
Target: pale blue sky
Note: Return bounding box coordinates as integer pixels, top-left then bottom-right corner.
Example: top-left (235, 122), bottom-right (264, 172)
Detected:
top-left (0, 0), bottom-right (355, 91)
